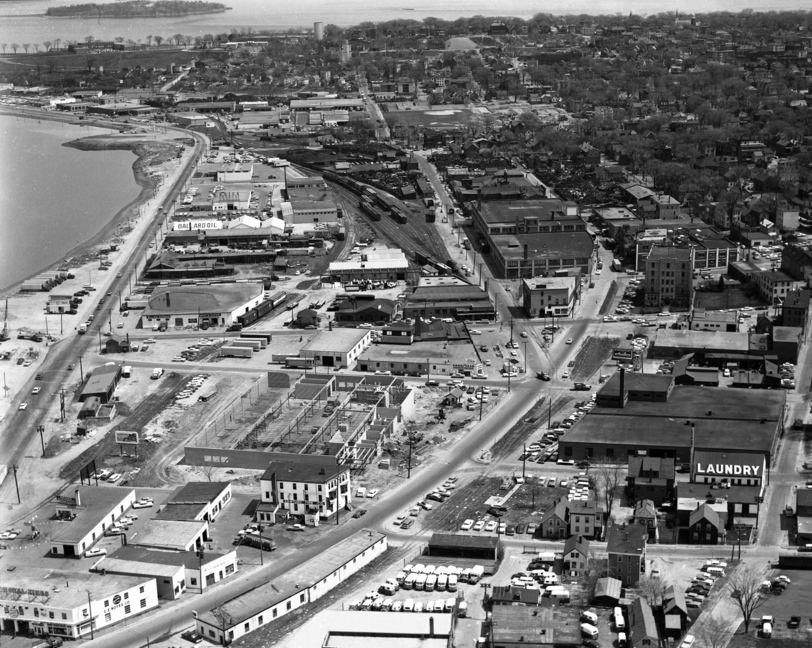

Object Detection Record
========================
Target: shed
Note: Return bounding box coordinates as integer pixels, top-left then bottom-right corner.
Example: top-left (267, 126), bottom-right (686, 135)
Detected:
top-left (426, 533), bottom-right (499, 560)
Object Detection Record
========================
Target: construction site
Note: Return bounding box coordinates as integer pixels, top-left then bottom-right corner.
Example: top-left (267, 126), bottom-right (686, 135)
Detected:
top-left (185, 372), bottom-right (416, 470)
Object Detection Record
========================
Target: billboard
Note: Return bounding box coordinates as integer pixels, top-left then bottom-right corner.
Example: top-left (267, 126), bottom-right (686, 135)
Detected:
top-left (115, 430), bottom-right (139, 445)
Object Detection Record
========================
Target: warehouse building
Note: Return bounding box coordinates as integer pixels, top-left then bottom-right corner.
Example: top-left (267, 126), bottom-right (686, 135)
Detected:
top-left (155, 482), bottom-right (232, 523)
top-left (0, 568), bottom-right (157, 640)
top-left (522, 276), bottom-right (579, 318)
top-left (131, 520), bottom-right (209, 552)
top-left (298, 329), bottom-right (372, 368)
top-left (50, 487), bottom-right (137, 557)
top-left (402, 283), bottom-right (496, 320)
top-left (194, 531), bottom-right (387, 644)
top-left (559, 378), bottom-right (784, 465)
top-left (102, 545), bottom-right (238, 598)
top-left (79, 363), bottom-right (122, 403)
top-left (327, 250), bottom-right (409, 284)
top-left (141, 282), bottom-right (264, 329)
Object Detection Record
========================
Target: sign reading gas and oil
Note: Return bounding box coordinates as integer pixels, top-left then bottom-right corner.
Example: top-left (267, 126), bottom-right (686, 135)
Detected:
top-left (695, 462), bottom-right (762, 477)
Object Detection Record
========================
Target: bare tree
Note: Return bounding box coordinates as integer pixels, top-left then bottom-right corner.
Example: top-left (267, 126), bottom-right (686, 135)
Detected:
top-left (200, 464), bottom-right (217, 482)
top-left (145, 34), bottom-right (153, 47)
top-left (22, 43), bottom-right (30, 54)
top-left (10, 43), bottom-right (19, 54)
top-left (592, 455), bottom-right (626, 523)
top-left (637, 574), bottom-right (669, 606)
top-left (698, 613), bottom-right (732, 648)
top-left (33, 44), bottom-right (40, 53)
top-left (43, 41), bottom-right (51, 52)
top-left (1, 44), bottom-right (6, 54)
top-left (210, 602), bottom-right (233, 646)
top-left (729, 566), bottom-right (767, 634)
top-left (154, 35), bottom-right (164, 47)
top-left (85, 35), bottom-right (94, 44)
top-left (54, 38), bottom-right (61, 50)
top-left (578, 554), bottom-right (612, 603)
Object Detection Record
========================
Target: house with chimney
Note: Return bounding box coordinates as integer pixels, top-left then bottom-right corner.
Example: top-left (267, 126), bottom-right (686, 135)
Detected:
top-left (606, 523), bottom-right (648, 586)
top-left (688, 502), bottom-right (723, 544)
top-left (562, 535), bottom-right (591, 577)
top-left (627, 456), bottom-right (675, 506)
top-left (539, 497), bottom-right (570, 539)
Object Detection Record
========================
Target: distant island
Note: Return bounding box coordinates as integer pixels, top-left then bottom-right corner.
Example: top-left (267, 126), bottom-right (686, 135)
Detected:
top-left (46, 0), bottom-right (229, 18)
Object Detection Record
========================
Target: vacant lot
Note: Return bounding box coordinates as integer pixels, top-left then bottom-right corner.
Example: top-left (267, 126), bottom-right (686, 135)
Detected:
top-left (694, 288), bottom-right (768, 311)
top-left (385, 107), bottom-right (474, 129)
top-left (570, 336), bottom-right (620, 382)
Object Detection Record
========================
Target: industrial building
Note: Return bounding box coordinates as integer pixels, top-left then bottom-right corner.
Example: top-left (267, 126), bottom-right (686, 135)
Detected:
top-left (489, 606), bottom-right (582, 647)
top-left (131, 520), bottom-right (209, 552)
top-left (644, 246), bottom-right (692, 307)
top-left (154, 482), bottom-right (232, 523)
top-left (298, 329), bottom-right (372, 368)
top-left (194, 531), bottom-right (387, 645)
top-left (141, 282), bottom-right (264, 329)
top-left (559, 375), bottom-right (785, 465)
top-left (327, 249), bottom-right (409, 284)
top-left (402, 283), bottom-right (496, 320)
top-left (101, 545), bottom-right (238, 598)
top-left (49, 487), bottom-right (137, 557)
top-left (0, 568), bottom-right (158, 640)
top-left (79, 363), bottom-right (122, 404)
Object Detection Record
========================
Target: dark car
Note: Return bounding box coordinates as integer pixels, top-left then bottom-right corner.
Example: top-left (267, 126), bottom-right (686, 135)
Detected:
top-left (181, 630), bottom-right (203, 644)
top-left (516, 523), bottom-right (527, 535)
top-left (35, 373), bottom-right (43, 380)
top-left (505, 525), bottom-right (516, 536)
top-left (536, 372), bottom-right (550, 381)
top-left (352, 509), bottom-right (367, 519)
top-left (789, 616), bottom-right (801, 628)
top-left (487, 506), bottom-right (508, 517)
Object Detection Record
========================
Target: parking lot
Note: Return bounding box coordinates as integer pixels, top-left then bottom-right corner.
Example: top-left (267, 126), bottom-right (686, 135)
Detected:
top-left (730, 569), bottom-right (812, 643)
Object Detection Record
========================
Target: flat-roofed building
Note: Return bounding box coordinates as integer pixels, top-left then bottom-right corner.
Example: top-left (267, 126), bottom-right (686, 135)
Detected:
top-left (299, 329), bottom-right (372, 368)
top-left (142, 282), bottom-right (264, 329)
top-left (79, 363), bottom-right (122, 403)
top-left (559, 384), bottom-right (785, 465)
top-left (104, 545), bottom-right (238, 596)
top-left (490, 605), bottom-right (582, 647)
top-left (327, 250), bottom-right (409, 283)
top-left (690, 309), bottom-right (739, 332)
top-left (782, 289), bottom-right (810, 330)
top-left (0, 568), bottom-right (158, 640)
top-left (132, 520), bottom-right (209, 552)
top-left (50, 486), bottom-right (137, 557)
top-left (691, 450), bottom-right (766, 487)
top-left (755, 269), bottom-right (797, 305)
top-left (155, 482), bottom-right (232, 523)
top-left (522, 276), bottom-right (578, 318)
top-left (645, 246), bottom-right (692, 307)
top-left (194, 530), bottom-right (386, 645)
top-left (488, 231), bottom-right (594, 279)
top-left (403, 283), bottom-right (496, 320)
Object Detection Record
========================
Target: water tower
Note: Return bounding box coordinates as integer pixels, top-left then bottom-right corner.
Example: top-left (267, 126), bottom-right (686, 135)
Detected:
top-left (314, 22), bottom-right (324, 41)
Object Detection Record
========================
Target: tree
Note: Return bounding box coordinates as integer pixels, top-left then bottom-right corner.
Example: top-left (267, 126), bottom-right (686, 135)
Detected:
top-left (0, 43), bottom-right (6, 54)
top-left (592, 456), bottom-right (625, 522)
top-left (698, 613), bottom-right (732, 648)
top-left (22, 43), bottom-right (30, 54)
top-left (637, 574), bottom-right (669, 606)
top-left (43, 41), bottom-right (51, 52)
top-left (578, 554), bottom-right (611, 603)
top-left (145, 34), bottom-right (153, 47)
top-left (210, 602), bottom-right (233, 646)
top-left (173, 33), bottom-right (184, 46)
top-left (729, 565), bottom-right (767, 634)
top-left (10, 43), bottom-right (19, 54)
top-left (154, 35), bottom-right (164, 47)
top-left (85, 35), bottom-right (94, 44)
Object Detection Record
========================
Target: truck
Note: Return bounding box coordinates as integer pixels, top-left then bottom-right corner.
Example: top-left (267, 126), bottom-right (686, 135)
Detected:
top-left (469, 565), bottom-right (485, 584)
top-left (238, 534), bottom-right (276, 551)
top-left (151, 368), bottom-right (164, 380)
top-left (78, 324), bottom-right (88, 334)
top-left (122, 366), bottom-right (132, 378)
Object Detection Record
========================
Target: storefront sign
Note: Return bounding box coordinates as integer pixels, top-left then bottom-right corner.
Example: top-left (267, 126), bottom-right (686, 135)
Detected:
top-left (695, 463), bottom-right (761, 477)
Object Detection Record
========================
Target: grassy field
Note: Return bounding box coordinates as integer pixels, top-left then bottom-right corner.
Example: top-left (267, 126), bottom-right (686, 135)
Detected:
top-left (570, 336), bottom-right (619, 382)
top-left (0, 48), bottom-right (200, 74)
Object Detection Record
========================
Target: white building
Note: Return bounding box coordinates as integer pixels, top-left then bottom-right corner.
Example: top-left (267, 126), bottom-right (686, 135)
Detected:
top-left (257, 456), bottom-right (351, 526)
top-left (50, 487), bottom-right (137, 558)
top-left (755, 270), bottom-right (798, 305)
top-left (0, 568), bottom-right (158, 640)
top-left (299, 329), bottom-right (372, 368)
top-left (195, 531), bottom-right (387, 644)
top-left (173, 219), bottom-right (223, 231)
top-left (142, 282), bottom-right (264, 328)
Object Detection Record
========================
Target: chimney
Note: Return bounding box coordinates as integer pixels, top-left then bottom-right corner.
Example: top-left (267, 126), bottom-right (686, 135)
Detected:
top-left (75, 489), bottom-right (81, 506)
top-left (690, 423), bottom-right (696, 475)
top-left (166, 292), bottom-right (171, 308)
top-left (429, 616), bottom-right (435, 637)
top-left (619, 368), bottom-right (625, 408)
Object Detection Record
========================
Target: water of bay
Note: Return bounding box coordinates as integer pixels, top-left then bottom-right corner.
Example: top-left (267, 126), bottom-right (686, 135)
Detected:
top-left (0, 0), bottom-right (806, 47)
top-left (0, 114), bottom-right (142, 291)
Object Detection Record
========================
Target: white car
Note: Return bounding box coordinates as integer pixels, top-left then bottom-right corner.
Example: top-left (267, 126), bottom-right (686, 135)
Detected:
top-left (473, 520), bottom-right (485, 531)
top-left (485, 521), bottom-right (497, 532)
top-left (460, 519), bottom-right (474, 531)
top-left (85, 548), bottom-right (107, 558)
top-left (566, 338), bottom-right (573, 345)
top-left (18, 403), bottom-right (28, 410)
top-left (107, 473), bottom-right (121, 484)
top-left (366, 489), bottom-right (379, 498)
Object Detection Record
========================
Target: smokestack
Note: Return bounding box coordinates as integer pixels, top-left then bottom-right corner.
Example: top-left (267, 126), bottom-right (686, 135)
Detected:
top-left (429, 616), bottom-right (434, 637)
top-left (619, 367), bottom-right (625, 408)
top-left (690, 423), bottom-right (696, 476)
top-left (314, 21), bottom-right (324, 41)
top-left (75, 489), bottom-right (81, 506)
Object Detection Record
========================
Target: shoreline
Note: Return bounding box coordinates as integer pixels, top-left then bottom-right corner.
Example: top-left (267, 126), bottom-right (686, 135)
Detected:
top-left (45, 8), bottom-right (229, 18)
top-left (0, 109), bottom-right (161, 296)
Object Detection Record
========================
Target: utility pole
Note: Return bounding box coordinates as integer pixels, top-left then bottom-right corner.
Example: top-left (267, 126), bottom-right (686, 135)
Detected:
top-left (37, 425), bottom-right (46, 457)
top-left (523, 341), bottom-right (527, 374)
top-left (509, 317), bottom-right (515, 345)
top-left (86, 590), bottom-right (95, 640)
top-left (548, 398), bottom-right (552, 429)
top-left (11, 465), bottom-right (20, 503)
top-left (522, 444), bottom-right (527, 481)
top-left (407, 434), bottom-right (414, 479)
top-left (79, 355), bottom-right (84, 379)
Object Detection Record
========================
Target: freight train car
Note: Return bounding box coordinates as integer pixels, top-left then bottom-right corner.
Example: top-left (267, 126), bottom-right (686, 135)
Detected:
top-left (268, 291), bottom-right (287, 308)
top-left (359, 198), bottom-right (383, 221)
top-left (390, 206), bottom-right (408, 225)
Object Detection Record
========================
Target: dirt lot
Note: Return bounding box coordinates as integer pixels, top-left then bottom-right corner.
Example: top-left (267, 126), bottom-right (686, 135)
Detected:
top-left (693, 288), bottom-right (768, 311)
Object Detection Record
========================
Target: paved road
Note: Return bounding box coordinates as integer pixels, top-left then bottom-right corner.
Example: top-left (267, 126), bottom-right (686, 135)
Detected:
top-left (0, 124), bottom-right (208, 508)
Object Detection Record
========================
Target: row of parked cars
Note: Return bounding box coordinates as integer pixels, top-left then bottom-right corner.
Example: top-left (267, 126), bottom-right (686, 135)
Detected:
top-left (350, 595), bottom-right (463, 615)
top-left (394, 477), bottom-right (458, 528)
top-left (683, 560), bottom-right (728, 608)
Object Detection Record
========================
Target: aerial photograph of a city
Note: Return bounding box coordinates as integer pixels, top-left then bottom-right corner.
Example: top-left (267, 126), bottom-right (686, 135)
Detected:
top-left (1, 1), bottom-right (811, 646)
